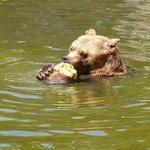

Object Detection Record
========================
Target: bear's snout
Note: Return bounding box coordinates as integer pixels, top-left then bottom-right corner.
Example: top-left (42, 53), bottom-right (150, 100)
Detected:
top-left (62, 56), bottom-right (70, 63)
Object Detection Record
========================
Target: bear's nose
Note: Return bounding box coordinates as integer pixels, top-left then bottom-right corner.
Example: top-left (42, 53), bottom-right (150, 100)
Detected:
top-left (62, 56), bottom-right (70, 63)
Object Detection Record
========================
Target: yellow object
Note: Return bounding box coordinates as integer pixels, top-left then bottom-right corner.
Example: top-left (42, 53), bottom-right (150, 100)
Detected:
top-left (54, 63), bottom-right (77, 79)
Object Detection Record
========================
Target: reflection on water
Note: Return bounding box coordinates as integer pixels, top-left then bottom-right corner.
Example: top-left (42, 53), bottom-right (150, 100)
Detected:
top-left (0, 0), bottom-right (150, 149)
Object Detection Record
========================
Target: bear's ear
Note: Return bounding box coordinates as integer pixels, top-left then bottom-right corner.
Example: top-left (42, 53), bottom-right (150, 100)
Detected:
top-left (85, 28), bottom-right (96, 35)
top-left (106, 38), bottom-right (120, 48)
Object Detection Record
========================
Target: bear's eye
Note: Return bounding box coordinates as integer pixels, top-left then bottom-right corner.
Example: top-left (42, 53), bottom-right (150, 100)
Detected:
top-left (80, 53), bottom-right (87, 58)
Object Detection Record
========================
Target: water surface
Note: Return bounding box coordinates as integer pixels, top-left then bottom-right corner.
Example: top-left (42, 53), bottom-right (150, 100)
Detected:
top-left (0, 0), bottom-right (150, 149)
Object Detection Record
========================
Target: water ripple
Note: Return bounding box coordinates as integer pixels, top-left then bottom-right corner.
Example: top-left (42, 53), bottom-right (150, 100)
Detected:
top-left (50, 130), bottom-right (74, 134)
top-left (79, 130), bottom-right (108, 137)
top-left (3, 99), bottom-right (24, 104)
top-left (0, 117), bottom-right (15, 121)
top-left (0, 117), bottom-right (33, 123)
top-left (122, 103), bottom-right (146, 108)
top-left (0, 143), bottom-right (10, 148)
top-left (143, 107), bottom-right (150, 110)
top-left (0, 90), bottom-right (42, 99)
top-left (7, 85), bottom-right (45, 91)
top-left (0, 131), bottom-right (52, 137)
top-left (0, 108), bottom-right (18, 113)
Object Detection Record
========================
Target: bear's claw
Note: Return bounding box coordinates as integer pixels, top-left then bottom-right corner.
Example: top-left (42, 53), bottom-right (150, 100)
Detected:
top-left (37, 64), bottom-right (54, 80)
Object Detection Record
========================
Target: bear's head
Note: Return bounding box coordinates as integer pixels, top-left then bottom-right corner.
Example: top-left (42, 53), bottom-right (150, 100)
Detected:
top-left (62, 29), bottom-right (126, 76)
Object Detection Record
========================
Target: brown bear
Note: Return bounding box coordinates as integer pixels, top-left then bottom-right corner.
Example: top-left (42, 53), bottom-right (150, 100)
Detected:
top-left (37, 29), bottom-right (127, 84)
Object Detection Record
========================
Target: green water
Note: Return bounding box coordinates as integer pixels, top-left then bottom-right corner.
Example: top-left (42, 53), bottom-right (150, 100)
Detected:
top-left (0, 0), bottom-right (150, 149)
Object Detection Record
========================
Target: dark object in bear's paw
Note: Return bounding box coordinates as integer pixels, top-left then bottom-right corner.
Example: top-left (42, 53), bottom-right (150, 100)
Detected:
top-left (37, 63), bottom-right (77, 85)
top-left (37, 64), bottom-right (54, 80)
